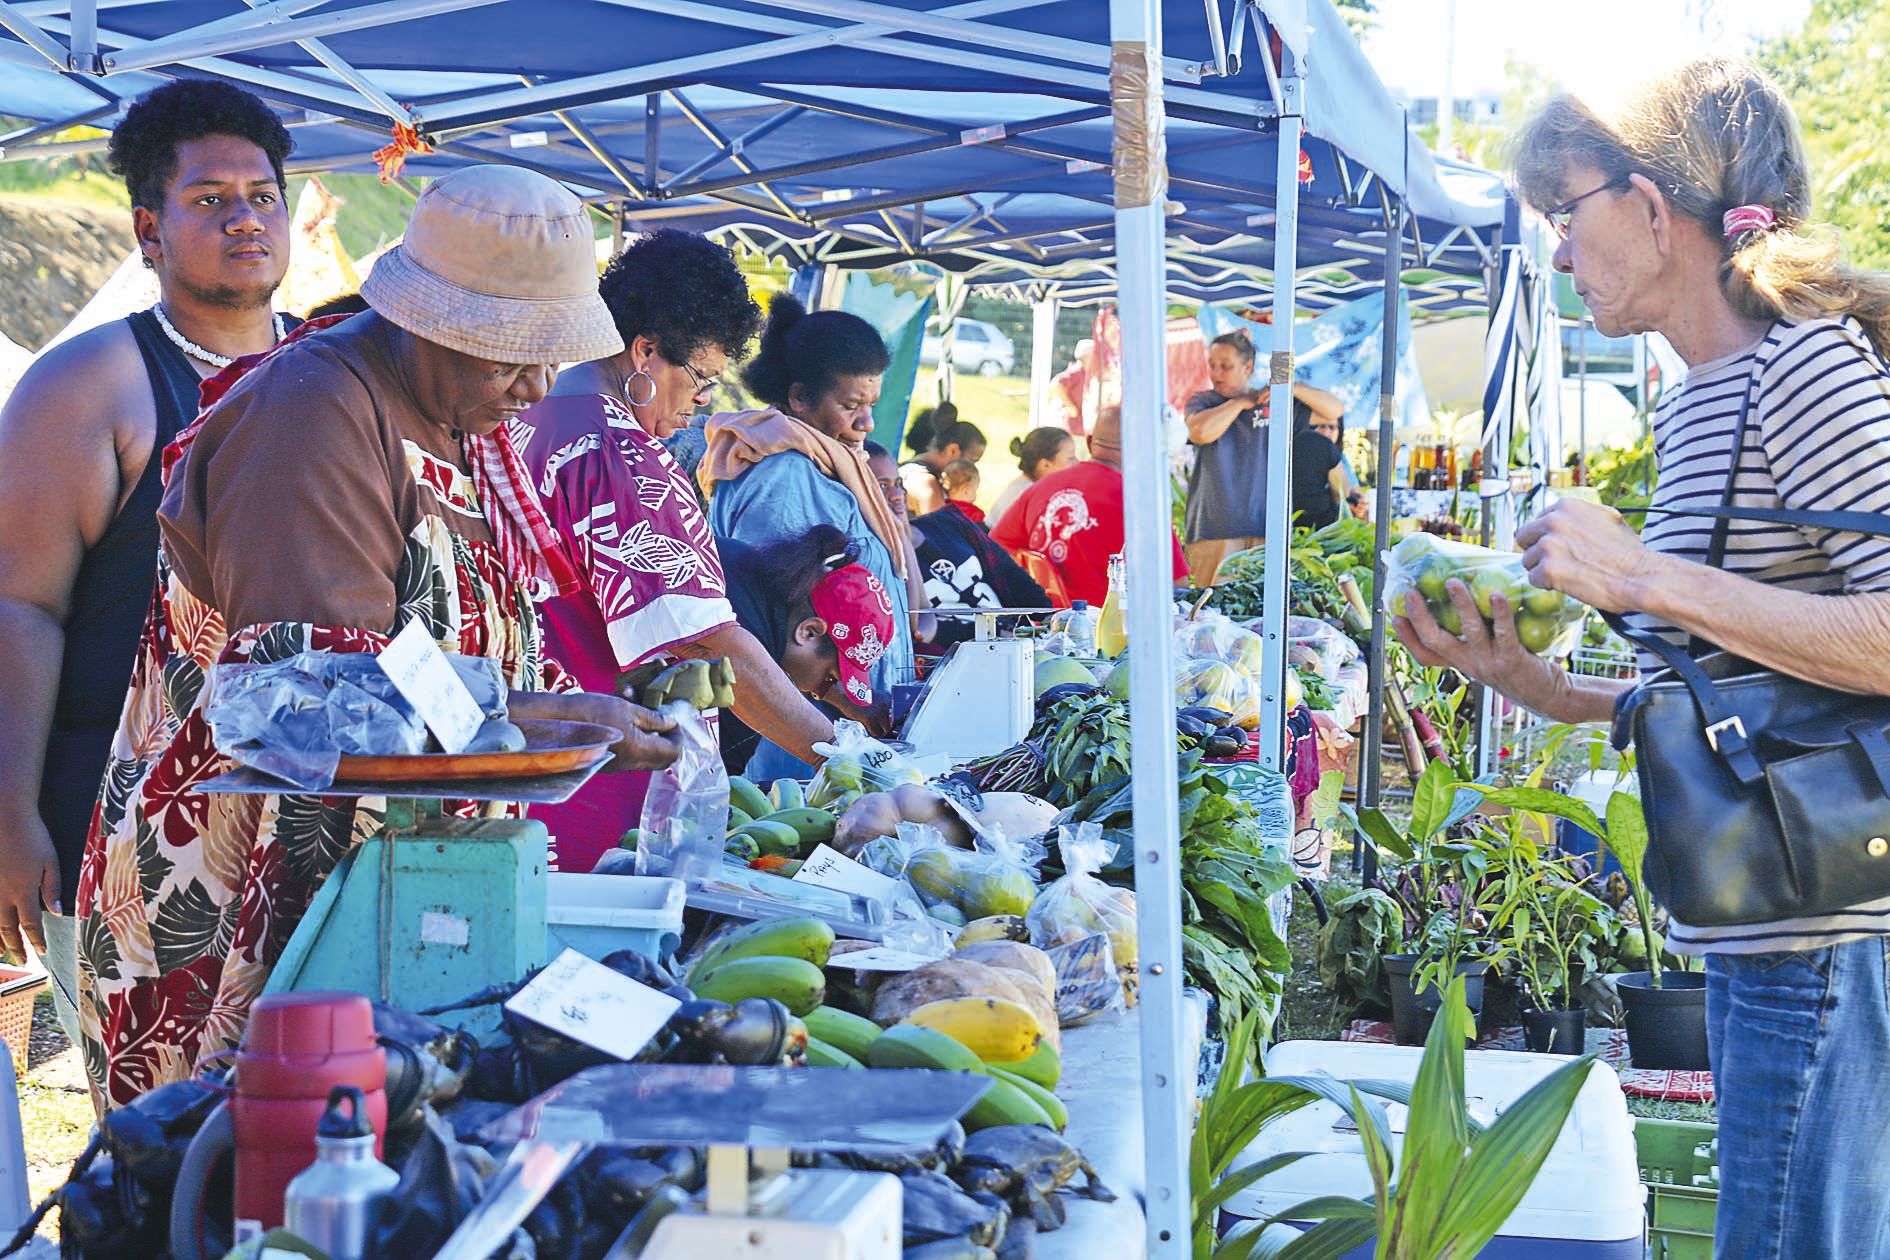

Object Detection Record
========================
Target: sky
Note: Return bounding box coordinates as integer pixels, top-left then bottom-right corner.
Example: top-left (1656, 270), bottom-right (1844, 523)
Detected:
top-left (1361, 0), bottom-right (1813, 115)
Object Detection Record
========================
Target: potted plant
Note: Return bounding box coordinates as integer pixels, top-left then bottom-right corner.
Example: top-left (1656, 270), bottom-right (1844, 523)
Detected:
top-left (1345, 762), bottom-right (1500, 1043)
top-left (1217, 977), bottom-right (1599, 1259)
top-left (1477, 782), bottom-right (1707, 1070)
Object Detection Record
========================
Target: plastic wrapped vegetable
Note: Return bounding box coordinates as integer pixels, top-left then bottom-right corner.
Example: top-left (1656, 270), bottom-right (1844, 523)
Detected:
top-left (1174, 657), bottom-right (1262, 731)
top-left (806, 720), bottom-right (927, 811)
top-left (1172, 615), bottom-right (1265, 677)
top-left (635, 703), bottom-right (729, 883)
top-left (1285, 615), bottom-right (1360, 681)
top-left (860, 822), bottom-right (1040, 921)
top-left (1027, 824), bottom-right (1138, 1006)
top-left (1383, 531), bottom-right (1586, 657)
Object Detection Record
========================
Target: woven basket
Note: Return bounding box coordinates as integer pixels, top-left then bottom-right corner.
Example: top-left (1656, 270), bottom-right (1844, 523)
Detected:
top-left (0, 964), bottom-right (51, 1074)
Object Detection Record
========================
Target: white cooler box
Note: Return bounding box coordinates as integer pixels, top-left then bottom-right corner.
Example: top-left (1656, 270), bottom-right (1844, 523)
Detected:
top-left (1223, 1040), bottom-right (1644, 1258)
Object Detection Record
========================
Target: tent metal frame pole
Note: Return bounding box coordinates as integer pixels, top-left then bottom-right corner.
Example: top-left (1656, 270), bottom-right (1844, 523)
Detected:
top-left (667, 89), bottom-right (800, 220)
top-left (659, 104), bottom-right (805, 191)
top-left (0, 0), bottom-right (69, 66)
top-left (1361, 190), bottom-right (1405, 885)
top-left (99, 0), bottom-right (502, 74)
top-left (1258, 53), bottom-right (1304, 771)
top-left (1029, 294), bottom-right (1057, 428)
top-left (1108, 0), bottom-right (1187, 1253)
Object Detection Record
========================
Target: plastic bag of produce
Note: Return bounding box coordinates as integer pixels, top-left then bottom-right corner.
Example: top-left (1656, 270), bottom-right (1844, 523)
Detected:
top-left (1042, 933), bottom-right (1126, 1025)
top-left (1172, 614), bottom-right (1266, 677)
top-left (1286, 615), bottom-right (1359, 681)
top-left (1027, 824), bottom-right (1139, 1006)
top-left (1173, 657), bottom-right (1263, 731)
top-left (806, 720), bottom-right (926, 810)
top-left (636, 702), bottom-right (729, 882)
top-left (859, 821), bottom-right (1040, 923)
top-left (1382, 531), bottom-right (1586, 657)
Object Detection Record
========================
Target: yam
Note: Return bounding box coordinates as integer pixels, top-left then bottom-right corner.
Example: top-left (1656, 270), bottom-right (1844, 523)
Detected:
top-left (951, 941), bottom-right (1057, 1005)
top-left (870, 958), bottom-right (1059, 1051)
top-left (833, 792), bottom-right (902, 855)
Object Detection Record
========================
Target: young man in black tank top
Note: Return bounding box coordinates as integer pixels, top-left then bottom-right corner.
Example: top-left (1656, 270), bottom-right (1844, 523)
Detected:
top-left (0, 81), bottom-right (293, 1035)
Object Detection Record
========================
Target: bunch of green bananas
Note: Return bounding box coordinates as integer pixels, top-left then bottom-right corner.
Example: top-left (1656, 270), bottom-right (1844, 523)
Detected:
top-left (622, 656), bottom-right (736, 710)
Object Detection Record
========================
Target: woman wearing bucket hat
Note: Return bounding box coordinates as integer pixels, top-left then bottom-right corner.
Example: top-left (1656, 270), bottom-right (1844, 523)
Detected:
top-left (513, 229), bottom-right (841, 872)
top-left (71, 165), bottom-right (681, 1109)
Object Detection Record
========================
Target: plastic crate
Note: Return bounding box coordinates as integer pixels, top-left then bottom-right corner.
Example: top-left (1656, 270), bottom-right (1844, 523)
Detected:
top-left (1634, 1117), bottom-right (1718, 1260)
top-left (546, 873), bottom-right (686, 963)
top-left (0, 966), bottom-right (49, 1074)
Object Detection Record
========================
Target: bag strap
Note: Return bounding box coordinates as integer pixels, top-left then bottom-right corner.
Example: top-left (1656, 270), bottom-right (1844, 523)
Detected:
top-left (1602, 609), bottom-right (1766, 785)
top-left (1705, 351), bottom-right (1764, 570)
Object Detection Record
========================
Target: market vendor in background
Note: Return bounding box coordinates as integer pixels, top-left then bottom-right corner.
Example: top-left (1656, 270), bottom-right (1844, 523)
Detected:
top-left (1397, 57), bottom-right (1890, 1252)
top-left (0, 81), bottom-right (296, 1044)
top-left (901, 409), bottom-right (988, 517)
top-left (74, 166), bottom-right (681, 1109)
top-left (990, 426), bottom-right (1077, 523)
top-left (991, 404), bottom-right (1187, 607)
top-left (1290, 387), bottom-right (1350, 532)
top-left (702, 295), bottom-right (934, 774)
top-left (718, 525), bottom-right (899, 775)
top-left (1181, 330), bottom-right (1267, 584)
top-left (515, 229), bottom-right (837, 872)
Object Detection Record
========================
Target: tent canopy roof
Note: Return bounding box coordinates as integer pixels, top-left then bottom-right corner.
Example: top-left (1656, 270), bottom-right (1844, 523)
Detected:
top-left (0, 0), bottom-right (1511, 307)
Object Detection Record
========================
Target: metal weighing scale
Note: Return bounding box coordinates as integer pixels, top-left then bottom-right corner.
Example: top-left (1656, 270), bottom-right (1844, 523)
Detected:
top-left (475, 1063), bottom-right (990, 1259)
top-left (195, 760), bottom-right (606, 1041)
top-left (898, 608), bottom-right (1055, 762)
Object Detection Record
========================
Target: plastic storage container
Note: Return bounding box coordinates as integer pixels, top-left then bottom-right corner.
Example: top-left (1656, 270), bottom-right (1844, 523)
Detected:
top-left (1223, 1040), bottom-right (1644, 1257)
top-left (546, 873), bottom-right (686, 962)
top-left (1634, 1117), bottom-right (1717, 1260)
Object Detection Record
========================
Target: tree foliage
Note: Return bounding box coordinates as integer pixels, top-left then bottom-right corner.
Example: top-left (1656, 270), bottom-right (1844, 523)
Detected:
top-left (1332, 0), bottom-right (1376, 38)
top-left (1760, 0), bottom-right (1890, 268)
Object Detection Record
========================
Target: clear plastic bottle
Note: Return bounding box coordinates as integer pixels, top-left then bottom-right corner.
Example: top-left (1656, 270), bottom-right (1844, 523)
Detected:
top-left (1066, 599), bottom-right (1097, 657)
top-left (1096, 554), bottom-right (1129, 659)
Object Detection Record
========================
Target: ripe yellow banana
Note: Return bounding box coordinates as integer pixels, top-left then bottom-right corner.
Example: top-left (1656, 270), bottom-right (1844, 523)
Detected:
top-left (901, 996), bottom-right (1044, 1063)
top-left (953, 914), bottom-right (1031, 948)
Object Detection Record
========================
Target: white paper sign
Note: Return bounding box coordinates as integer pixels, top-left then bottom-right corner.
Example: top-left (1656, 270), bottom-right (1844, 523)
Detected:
top-left (378, 619), bottom-right (485, 754)
top-left (793, 843), bottom-right (910, 904)
top-left (826, 945), bottom-right (936, 973)
top-left (504, 948), bottom-right (681, 1061)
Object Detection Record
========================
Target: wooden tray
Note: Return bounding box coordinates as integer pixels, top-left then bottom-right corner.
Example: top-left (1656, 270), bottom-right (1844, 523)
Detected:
top-left (335, 718), bottom-right (617, 783)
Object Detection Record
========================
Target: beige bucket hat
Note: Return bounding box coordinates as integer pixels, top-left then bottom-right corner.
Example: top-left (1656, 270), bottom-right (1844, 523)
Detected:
top-left (361, 164), bottom-right (622, 364)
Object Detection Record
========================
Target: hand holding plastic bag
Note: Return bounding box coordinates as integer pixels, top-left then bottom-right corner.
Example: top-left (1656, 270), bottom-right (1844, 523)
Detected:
top-left (635, 702), bottom-right (729, 882)
top-left (1383, 531), bottom-right (1586, 657)
top-left (1027, 823), bottom-right (1139, 1005)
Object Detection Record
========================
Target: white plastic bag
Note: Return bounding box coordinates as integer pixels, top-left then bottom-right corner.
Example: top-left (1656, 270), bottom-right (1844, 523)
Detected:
top-left (1383, 531), bottom-right (1586, 658)
top-left (1027, 823), bottom-right (1139, 1006)
top-left (636, 702), bottom-right (728, 883)
top-left (806, 720), bottom-right (926, 811)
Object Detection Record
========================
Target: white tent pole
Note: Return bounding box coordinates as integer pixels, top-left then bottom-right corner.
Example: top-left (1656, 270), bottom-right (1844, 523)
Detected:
top-left (1108, 0), bottom-right (1187, 1255)
top-left (1258, 50), bottom-right (1304, 770)
top-left (1029, 294), bottom-right (1057, 428)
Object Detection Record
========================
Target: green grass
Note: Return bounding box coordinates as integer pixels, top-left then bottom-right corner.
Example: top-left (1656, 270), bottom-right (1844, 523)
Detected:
top-left (906, 365), bottom-right (1040, 512)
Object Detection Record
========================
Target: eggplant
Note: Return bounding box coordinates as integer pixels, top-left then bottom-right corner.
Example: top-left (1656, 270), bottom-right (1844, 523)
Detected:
top-left (1034, 682), bottom-right (1103, 715)
top-left (1178, 705), bottom-right (1233, 726)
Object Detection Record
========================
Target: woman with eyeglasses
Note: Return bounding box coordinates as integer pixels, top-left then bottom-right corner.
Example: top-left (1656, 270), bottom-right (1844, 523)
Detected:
top-left (702, 294), bottom-right (935, 778)
top-left (514, 230), bottom-right (837, 870)
top-left (1397, 59), bottom-right (1890, 1256)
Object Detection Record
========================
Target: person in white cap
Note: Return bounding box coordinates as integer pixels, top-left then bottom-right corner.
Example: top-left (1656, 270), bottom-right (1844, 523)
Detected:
top-left (72, 164), bottom-right (679, 1110)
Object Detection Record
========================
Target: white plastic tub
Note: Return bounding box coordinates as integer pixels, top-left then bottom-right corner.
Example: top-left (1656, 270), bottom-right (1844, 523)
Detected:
top-left (1223, 1040), bottom-right (1644, 1257)
top-left (545, 872), bottom-right (685, 963)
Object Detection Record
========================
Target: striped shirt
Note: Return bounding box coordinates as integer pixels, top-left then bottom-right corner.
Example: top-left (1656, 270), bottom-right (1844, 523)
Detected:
top-left (1632, 317), bottom-right (1890, 955)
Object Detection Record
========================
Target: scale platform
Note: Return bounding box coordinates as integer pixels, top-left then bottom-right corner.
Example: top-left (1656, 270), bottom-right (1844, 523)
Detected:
top-left (899, 608), bottom-right (1054, 761)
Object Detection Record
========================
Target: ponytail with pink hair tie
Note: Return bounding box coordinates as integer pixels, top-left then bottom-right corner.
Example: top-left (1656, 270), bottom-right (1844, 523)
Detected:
top-left (1723, 203), bottom-right (1776, 240)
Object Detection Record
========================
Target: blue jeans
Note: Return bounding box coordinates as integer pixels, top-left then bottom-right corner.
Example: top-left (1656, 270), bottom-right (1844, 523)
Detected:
top-left (1706, 938), bottom-right (1890, 1258)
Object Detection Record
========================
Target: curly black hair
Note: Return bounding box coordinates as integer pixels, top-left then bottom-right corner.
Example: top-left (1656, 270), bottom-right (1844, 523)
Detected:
top-left (599, 229), bottom-right (762, 366)
top-left (107, 79), bottom-right (293, 213)
top-left (741, 293), bottom-right (889, 411)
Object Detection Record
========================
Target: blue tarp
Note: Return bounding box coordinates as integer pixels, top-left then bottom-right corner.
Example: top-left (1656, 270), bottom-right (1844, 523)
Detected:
top-left (0, 0), bottom-right (1510, 308)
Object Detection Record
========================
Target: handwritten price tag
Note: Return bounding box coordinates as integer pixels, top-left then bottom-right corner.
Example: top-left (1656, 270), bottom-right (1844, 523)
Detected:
top-left (378, 619), bottom-right (485, 754)
top-left (504, 948), bottom-right (680, 1061)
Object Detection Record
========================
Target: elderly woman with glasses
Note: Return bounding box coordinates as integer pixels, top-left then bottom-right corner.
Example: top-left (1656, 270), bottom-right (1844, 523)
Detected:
top-left (514, 230), bottom-right (839, 872)
top-left (1397, 58), bottom-right (1890, 1255)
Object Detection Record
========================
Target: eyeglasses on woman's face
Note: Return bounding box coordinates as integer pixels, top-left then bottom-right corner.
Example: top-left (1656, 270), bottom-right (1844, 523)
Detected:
top-left (1545, 176), bottom-right (1628, 240)
top-left (677, 357), bottom-right (721, 402)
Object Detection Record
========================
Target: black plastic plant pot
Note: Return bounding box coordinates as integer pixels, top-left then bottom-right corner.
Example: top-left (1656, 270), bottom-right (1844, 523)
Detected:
top-left (1521, 1006), bottom-right (1588, 1055)
top-left (1384, 953), bottom-right (1485, 1046)
top-left (1617, 970), bottom-right (1709, 1070)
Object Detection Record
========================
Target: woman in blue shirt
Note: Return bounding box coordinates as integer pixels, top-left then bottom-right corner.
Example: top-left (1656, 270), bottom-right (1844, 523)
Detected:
top-left (701, 295), bottom-right (930, 776)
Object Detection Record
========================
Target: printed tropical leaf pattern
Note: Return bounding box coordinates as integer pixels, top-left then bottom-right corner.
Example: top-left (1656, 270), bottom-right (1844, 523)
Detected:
top-left (75, 436), bottom-right (550, 1110)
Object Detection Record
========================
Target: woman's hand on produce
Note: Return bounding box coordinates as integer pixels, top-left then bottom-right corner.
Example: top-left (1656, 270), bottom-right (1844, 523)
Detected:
top-left (1394, 583), bottom-right (1560, 708)
top-left (560, 691), bottom-right (682, 772)
top-left (1515, 499), bottom-right (1663, 614)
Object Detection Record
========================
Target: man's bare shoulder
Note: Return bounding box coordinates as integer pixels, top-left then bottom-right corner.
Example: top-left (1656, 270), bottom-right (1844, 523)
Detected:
top-left (1, 320), bottom-right (152, 444)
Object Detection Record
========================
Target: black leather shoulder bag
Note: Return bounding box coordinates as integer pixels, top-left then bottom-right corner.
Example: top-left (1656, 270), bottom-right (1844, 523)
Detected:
top-left (1607, 354), bottom-right (1890, 927)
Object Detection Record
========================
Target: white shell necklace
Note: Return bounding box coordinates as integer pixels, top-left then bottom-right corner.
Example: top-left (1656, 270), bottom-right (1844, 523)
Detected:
top-left (152, 302), bottom-right (286, 370)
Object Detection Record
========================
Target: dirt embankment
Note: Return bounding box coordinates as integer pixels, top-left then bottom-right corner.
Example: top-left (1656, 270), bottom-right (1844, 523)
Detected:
top-left (0, 196), bottom-right (131, 350)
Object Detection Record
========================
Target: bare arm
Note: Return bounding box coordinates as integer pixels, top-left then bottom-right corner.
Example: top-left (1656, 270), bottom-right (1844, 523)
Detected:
top-left (0, 330), bottom-right (144, 954)
top-left (507, 688), bottom-right (681, 772)
top-left (1326, 465), bottom-right (1348, 514)
top-left (671, 622), bottom-right (834, 765)
top-left (1185, 394), bottom-right (1259, 446)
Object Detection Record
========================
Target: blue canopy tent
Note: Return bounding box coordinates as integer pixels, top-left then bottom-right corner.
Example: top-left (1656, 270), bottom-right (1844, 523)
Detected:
top-left (0, 4), bottom-right (1519, 1251)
